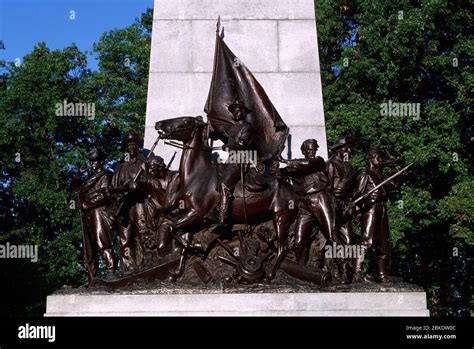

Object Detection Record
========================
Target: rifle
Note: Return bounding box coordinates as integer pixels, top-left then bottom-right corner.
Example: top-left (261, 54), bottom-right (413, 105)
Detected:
top-left (114, 134), bottom-right (161, 216)
top-left (167, 151), bottom-right (177, 169)
top-left (343, 162), bottom-right (414, 219)
top-left (70, 187), bottom-right (94, 283)
top-left (78, 208), bottom-right (95, 284)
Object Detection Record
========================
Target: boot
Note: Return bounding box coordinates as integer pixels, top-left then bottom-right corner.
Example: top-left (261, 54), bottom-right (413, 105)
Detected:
top-left (217, 183), bottom-right (231, 226)
top-left (326, 258), bottom-right (341, 283)
top-left (352, 260), bottom-right (366, 283)
top-left (352, 246), bottom-right (367, 283)
top-left (338, 260), bottom-right (350, 284)
top-left (294, 241), bottom-right (308, 265)
top-left (374, 257), bottom-right (388, 283)
top-left (102, 249), bottom-right (116, 273)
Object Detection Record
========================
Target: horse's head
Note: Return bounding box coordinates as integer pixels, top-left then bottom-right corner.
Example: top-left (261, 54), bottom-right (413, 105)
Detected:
top-left (155, 116), bottom-right (206, 142)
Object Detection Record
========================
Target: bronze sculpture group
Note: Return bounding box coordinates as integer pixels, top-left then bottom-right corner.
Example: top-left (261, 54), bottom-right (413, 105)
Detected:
top-left (70, 23), bottom-right (412, 288)
top-left (72, 122), bottom-right (409, 287)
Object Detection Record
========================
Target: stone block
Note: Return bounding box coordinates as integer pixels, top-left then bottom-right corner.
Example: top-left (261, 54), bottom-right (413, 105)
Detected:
top-left (154, 0), bottom-right (316, 20)
top-left (189, 20), bottom-right (279, 73)
top-left (278, 20), bottom-right (320, 72)
top-left (45, 291), bottom-right (430, 317)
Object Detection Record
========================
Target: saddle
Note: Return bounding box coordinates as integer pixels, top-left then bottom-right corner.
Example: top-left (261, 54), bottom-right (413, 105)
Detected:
top-left (233, 172), bottom-right (269, 198)
top-left (244, 172), bottom-right (268, 192)
top-left (214, 162), bottom-right (268, 197)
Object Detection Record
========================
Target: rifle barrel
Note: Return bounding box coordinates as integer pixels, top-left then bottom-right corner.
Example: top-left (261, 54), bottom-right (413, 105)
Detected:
top-left (350, 162), bottom-right (414, 208)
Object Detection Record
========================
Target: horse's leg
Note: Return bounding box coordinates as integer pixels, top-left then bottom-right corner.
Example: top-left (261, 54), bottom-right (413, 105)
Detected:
top-left (156, 219), bottom-right (173, 257)
top-left (172, 208), bottom-right (199, 230)
top-left (268, 210), bottom-right (293, 280)
top-left (177, 232), bottom-right (192, 275)
top-left (169, 232), bottom-right (192, 281)
top-left (169, 208), bottom-right (208, 255)
top-left (167, 208), bottom-right (198, 250)
top-left (264, 180), bottom-right (299, 280)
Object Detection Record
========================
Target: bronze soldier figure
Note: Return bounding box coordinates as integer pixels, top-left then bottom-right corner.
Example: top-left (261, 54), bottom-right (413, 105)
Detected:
top-left (110, 133), bottom-right (147, 272)
top-left (71, 148), bottom-right (115, 282)
top-left (280, 139), bottom-right (348, 282)
top-left (138, 155), bottom-right (180, 257)
top-left (217, 98), bottom-right (257, 226)
top-left (352, 149), bottom-right (391, 283)
top-left (327, 135), bottom-right (354, 244)
top-left (325, 135), bottom-right (355, 280)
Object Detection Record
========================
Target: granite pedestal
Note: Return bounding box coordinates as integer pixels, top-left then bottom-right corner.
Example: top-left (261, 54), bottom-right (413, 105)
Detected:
top-left (46, 282), bottom-right (430, 317)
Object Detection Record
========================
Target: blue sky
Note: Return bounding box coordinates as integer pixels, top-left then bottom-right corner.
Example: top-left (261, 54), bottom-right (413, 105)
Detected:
top-left (0, 0), bottom-right (153, 70)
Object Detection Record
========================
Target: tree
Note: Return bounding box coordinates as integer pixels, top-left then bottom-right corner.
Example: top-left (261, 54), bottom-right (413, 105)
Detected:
top-left (0, 9), bottom-right (153, 317)
top-left (0, 43), bottom-right (92, 316)
top-left (315, 0), bottom-right (473, 315)
top-left (90, 7), bottom-right (153, 149)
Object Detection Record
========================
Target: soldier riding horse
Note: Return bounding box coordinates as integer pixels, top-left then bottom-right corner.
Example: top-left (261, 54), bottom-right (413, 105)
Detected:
top-left (154, 116), bottom-right (299, 279)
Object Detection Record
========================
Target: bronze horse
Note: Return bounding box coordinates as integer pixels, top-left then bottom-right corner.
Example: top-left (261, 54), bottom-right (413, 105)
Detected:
top-left (154, 116), bottom-right (299, 279)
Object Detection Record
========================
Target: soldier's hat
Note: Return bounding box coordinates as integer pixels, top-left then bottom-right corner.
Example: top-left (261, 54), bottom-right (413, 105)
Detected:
top-left (124, 132), bottom-right (142, 145)
top-left (365, 148), bottom-right (384, 160)
top-left (330, 134), bottom-right (351, 151)
top-left (301, 139), bottom-right (319, 151)
top-left (147, 154), bottom-right (165, 166)
top-left (87, 147), bottom-right (103, 161)
top-left (228, 97), bottom-right (250, 114)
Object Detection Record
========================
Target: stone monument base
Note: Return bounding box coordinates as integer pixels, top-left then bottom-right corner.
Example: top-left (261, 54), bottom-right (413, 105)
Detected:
top-left (45, 281), bottom-right (430, 317)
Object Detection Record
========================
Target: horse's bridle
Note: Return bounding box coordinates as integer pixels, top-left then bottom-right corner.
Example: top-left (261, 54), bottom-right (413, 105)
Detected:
top-left (164, 139), bottom-right (220, 151)
top-left (161, 120), bottom-right (221, 151)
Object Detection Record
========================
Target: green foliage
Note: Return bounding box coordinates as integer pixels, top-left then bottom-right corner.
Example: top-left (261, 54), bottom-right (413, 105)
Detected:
top-left (91, 7), bottom-right (152, 138)
top-left (438, 177), bottom-right (474, 245)
top-left (0, 1), bottom-right (471, 317)
top-left (316, 0), bottom-right (473, 316)
top-left (0, 9), bottom-right (153, 317)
